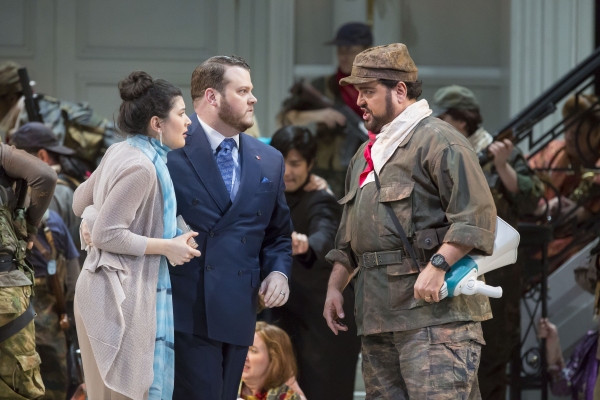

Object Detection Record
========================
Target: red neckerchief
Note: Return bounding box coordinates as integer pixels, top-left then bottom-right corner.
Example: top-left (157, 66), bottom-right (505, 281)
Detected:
top-left (336, 68), bottom-right (363, 117)
top-left (359, 140), bottom-right (375, 186)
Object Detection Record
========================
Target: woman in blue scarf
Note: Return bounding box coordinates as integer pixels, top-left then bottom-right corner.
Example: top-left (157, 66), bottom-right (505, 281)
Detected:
top-left (73, 71), bottom-right (200, 400)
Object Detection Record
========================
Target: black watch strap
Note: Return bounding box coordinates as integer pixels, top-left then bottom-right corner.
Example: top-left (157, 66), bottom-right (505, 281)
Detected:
top-left (430, 253), bottom-right (451, 272)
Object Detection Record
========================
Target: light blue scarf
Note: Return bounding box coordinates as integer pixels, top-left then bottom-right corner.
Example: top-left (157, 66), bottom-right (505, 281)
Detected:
top-left (127, 134), bottom-right (176, 400)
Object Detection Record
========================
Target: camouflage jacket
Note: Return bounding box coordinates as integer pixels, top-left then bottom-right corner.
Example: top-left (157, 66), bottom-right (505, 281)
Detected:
top-left (325, 116), bottom-right (496, 335)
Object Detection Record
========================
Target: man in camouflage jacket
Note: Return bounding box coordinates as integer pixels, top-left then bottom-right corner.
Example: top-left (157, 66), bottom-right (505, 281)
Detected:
top-left (0, 144), bottom-right (56, 399)
top-left (323, 44), bottom-right (497, 399)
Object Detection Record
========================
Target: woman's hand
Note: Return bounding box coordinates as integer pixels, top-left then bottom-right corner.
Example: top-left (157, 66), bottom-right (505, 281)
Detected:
top-left (165, 231), bottom-right (201, 266)
top-left (538, 318), bottom-right (564, 367)
top-left (81, 220), bottom-right (93, 247)
top-left (291, 232), bottom-right (309, 255)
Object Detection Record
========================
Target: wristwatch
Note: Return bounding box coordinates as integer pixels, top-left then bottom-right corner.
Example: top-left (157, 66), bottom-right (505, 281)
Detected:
top-left (430, 253), bottom-right (451, 272)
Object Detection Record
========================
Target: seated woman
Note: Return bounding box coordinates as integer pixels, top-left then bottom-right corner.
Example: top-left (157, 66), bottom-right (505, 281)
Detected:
top-left (239, 322), bottom-right (305, 400)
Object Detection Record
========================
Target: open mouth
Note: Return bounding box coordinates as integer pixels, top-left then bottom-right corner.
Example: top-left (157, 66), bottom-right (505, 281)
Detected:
top-left (362, 108), bottom-right (371, 120)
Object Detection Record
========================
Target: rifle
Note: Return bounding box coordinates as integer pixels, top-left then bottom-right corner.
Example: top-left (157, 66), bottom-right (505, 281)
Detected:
top-left (287, 80), bottom-right (369, 167)
top-left (289, 80), bottom-right (369, 140)
top-left (17, 68), bottom-right (42, 123)
top-left (477, 128), bottom-right (515, 165)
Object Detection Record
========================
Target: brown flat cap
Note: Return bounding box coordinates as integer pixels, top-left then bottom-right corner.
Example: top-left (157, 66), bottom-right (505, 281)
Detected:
top-left (340, 43), bottom-right (418, 86)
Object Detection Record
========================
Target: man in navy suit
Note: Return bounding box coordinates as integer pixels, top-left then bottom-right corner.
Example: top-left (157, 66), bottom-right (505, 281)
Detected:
top-left (167, 55), bottom-right (293, 399)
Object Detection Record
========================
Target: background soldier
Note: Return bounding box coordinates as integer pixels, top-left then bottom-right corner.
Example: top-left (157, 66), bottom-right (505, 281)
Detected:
top-left (0, 61), bottom-right (117, 178)
top-left (280, 22), bottom-right (373, 198)
top-left (30, 209), bottom-right (80, 400)
top-left (433, 85), bottom-right (544, 400)
top-left (0, 143), bottom-right (57, 399)
top-left (323, 44), bottom-right (497, 399)
top-left (12, 123), bottom-right (83, 262)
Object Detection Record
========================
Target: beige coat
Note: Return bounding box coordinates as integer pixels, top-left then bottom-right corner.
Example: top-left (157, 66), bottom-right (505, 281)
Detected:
top-left (73, 142), bottom-right (163, 399)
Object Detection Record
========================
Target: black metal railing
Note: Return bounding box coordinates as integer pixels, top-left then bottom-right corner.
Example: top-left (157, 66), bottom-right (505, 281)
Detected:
top-left (493, 47), bottom-right (600, 399)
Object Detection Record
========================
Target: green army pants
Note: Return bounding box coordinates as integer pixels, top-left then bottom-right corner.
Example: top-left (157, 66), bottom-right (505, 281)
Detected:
top-left (361, 321), bottom-right (484, 400)
top-left (0, 285), bottom-right (45, 399)
top-left (32, 284), bottom-right (67, 400)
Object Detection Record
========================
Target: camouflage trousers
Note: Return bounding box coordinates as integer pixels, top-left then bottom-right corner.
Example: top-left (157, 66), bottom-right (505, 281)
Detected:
top-left (361, 321), bottom-right (485, 400)
top-left (32, 284), bottom-right (67, 400)
top-left (0, 285), bottom-right (45, 399)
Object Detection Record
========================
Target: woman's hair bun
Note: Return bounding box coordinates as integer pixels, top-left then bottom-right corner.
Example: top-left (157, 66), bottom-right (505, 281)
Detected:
top-left (118, 71), bottom-right (154, 101)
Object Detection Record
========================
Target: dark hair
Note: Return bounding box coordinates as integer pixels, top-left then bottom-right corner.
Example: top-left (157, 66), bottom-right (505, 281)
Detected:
top-left (24, 148), bottom-right (60, 164)
top-left (117, 71), bottom-right (182, 136)
top-left (379, 79), bottom-right (423, 100)
top-left (270, 126), bottom-right (317, 165)
top-left (191, 55), bottom-right (251, 101)
top-left (442, 108), bottom-right (483, 136)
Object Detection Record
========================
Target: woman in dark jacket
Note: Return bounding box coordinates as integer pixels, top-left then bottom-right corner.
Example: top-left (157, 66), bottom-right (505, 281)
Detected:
top-left (269, 126), bottom-right (361, 400)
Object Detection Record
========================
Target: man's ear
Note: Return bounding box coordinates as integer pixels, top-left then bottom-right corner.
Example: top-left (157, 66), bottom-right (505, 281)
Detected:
top-left (36, 149), bottom-right (49, 163)
top-left (205, 88), bottom-right (219, 106)
top-left (395, 81), bottom-right (408, 104)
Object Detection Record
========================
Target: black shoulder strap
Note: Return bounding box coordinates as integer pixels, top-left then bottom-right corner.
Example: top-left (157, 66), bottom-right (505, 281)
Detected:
top-left (0, 301), bottom-right (35, 343)
top-left (374, 171), bottom-right (421, 272)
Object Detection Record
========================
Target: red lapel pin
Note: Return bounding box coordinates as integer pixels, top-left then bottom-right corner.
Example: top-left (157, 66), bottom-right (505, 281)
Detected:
top-left (255, 155), bottom-right (261, 160)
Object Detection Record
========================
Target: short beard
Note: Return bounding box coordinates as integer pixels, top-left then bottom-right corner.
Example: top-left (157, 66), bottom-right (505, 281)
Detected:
top-left (218, 93), bottom-right (254, 132)
top-left (364, 89), bottom-right (395, 133)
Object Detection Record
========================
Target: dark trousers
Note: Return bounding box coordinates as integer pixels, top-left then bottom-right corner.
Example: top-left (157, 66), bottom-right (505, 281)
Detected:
top-left (173, 331), bottom-right (248, 400)
top-left (478, 263), bottom-right (522, 400)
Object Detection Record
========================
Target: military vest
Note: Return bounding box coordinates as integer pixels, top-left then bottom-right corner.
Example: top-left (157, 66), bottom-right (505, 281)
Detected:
top-left (0, 166), bottom-right (33, 280)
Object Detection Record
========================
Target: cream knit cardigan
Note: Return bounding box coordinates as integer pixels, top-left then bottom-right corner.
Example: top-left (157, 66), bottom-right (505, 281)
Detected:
top-left (73, 142), bottom-right (164, 399)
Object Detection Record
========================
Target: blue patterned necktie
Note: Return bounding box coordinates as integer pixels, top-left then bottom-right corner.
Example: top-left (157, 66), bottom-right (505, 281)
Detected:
top-left (216, 138), bottom-right (236, 195)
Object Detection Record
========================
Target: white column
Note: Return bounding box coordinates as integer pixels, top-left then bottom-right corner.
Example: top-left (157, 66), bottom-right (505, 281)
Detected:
top-left (509, 0), bottom-right (594, 120)
top-left (240, 0), bottom-right (295, 138)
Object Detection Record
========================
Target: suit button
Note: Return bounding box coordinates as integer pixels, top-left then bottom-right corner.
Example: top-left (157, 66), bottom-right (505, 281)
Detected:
top-left (241, 237), bottom-right (246, 243)
top-left (206, 265), bottom-right (211, 271)
top-left (192, 198), bottom-right (199, 205)
top-left (238, 271), bottom-right (243, 276)
top-left (257, 210), bottom-right (262, 216)
top-left (209, 231), bottom-right (215, 237)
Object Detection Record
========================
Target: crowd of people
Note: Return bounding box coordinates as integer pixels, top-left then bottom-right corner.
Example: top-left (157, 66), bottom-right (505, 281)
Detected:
top-left (0, 21), bottom-right (600, 400)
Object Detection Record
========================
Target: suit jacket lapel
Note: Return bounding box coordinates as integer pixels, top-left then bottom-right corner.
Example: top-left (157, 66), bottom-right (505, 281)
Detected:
top-left (213, 134), bottom-right (261, 231)
top-left (182, 116), bottom-right (231, 213)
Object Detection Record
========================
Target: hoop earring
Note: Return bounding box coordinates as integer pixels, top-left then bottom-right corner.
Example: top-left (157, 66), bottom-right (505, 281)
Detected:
top-left (158, 130), bottom-right (163, 146)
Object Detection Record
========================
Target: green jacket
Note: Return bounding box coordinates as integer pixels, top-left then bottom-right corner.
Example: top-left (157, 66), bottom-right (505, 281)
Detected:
top-left (326, 116), bottom-right (497, 335)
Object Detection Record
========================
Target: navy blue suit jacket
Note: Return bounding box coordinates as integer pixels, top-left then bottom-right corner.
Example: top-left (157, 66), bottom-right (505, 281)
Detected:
top-left (167, 115), bottom-right (293, 346)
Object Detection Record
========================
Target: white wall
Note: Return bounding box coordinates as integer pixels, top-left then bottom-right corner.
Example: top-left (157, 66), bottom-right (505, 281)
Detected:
top-left (293, 0), bottom-right (512, 133)
top-left (0, 0), bottom-right (295, 138)
top-left (509, 0), bottom-right (594, 151)
top-left (1, 0), bottom-right (595, 138)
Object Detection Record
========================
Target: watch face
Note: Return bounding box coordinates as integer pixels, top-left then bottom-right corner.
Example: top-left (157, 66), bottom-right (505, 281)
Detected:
top-left (431, 254), bottom-right (444, 266)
